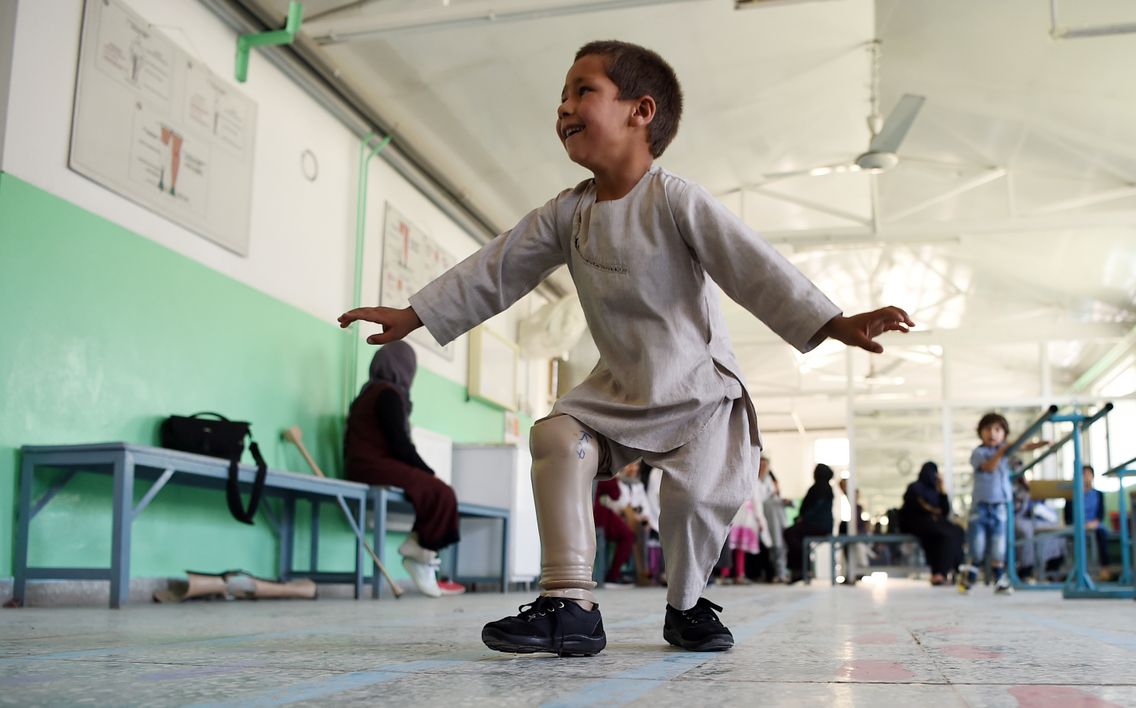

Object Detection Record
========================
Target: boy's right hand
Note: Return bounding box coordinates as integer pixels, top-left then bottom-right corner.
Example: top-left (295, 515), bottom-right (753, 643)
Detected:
top-left (337, 306), bottom-right (423, 345)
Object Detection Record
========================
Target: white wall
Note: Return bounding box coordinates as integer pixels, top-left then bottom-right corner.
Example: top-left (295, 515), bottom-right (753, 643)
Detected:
top-left (2, 0), bottom-right (551, 412)
top-left (5, 0), bottom-right (352, 323)
top-left (0, 0), bottom-right (17, 168)
top-left (760, 431), bottom-right (815, 502)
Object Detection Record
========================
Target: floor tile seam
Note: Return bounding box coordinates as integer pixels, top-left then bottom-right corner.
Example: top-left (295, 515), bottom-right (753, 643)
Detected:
top-left (905, 626), bottom-right (956, 688)
top-left (949, 682), bottom-right (975, 708)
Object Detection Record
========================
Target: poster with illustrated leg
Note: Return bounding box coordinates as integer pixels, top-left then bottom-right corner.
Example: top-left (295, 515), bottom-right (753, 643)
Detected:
top-left (70, 0), bottom-right (256, 255)
top-left (380, 203), bottom-right (457, 360)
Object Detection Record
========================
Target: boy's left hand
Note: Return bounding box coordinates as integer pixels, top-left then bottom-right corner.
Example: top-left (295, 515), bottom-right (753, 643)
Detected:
top-left (820, 307), bottom-right (915, 354)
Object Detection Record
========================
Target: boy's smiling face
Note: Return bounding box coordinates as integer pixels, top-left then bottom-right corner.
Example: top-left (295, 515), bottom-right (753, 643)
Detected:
top-left (556, 54), bottom-right (642, 174)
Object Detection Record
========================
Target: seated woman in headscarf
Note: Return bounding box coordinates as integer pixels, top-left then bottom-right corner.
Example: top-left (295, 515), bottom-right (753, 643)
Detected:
top-left (899, 461), bottom-right (965, 586)
top-left (784, 463), bottom-right (836, 583)
top-left (345, 342), bottom-right (462, 597)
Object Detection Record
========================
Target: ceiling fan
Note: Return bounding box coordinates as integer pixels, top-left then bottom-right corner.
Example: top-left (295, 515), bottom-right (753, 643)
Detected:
top-left (763, 93), bottom-right (926, 181)
top-left (761, 40), bottom-right (926, 183)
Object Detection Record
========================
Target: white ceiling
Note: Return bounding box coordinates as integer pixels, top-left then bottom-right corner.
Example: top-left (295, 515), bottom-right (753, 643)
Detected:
top-left (247, 0), bottom-right (1136, 442)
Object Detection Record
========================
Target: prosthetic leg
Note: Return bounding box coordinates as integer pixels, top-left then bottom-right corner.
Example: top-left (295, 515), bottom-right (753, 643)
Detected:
top-left (481, 415), bottom-right (607, 655)
top-left (531, 415), bottom-right (603, 603)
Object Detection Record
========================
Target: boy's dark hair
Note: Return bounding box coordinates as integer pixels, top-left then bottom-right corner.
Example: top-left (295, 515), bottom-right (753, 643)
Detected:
top-left (977, 412), bottom-right (1010, 438)
top-left (1084, 465), bottom-right (1095, 476)
top-left (575, 40), bottom-right (683, 158)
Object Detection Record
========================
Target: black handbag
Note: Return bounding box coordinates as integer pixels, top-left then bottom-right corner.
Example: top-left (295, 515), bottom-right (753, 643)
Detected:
top-left (160, 412), bottom-right (267, 525)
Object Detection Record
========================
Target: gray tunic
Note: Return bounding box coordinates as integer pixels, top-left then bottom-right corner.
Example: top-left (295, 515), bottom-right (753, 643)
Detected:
top-left (409, 166), bottom-right (841, 453)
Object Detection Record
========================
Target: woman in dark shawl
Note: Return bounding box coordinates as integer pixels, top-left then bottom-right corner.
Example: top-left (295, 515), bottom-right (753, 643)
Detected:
top-left (784, 463), bottom-right (837, 583)
top-left (345, 342), bottom-right (461, 596)
top-left (899, 461), bottom-right (965, 585)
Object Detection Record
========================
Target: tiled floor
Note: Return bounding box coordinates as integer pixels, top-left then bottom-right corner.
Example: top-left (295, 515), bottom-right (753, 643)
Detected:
top-left (2, 579), bottom-right (1134, 706)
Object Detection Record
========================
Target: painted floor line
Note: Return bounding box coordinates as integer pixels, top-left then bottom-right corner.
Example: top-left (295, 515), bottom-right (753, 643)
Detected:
top-left (183, 660), bottom-right (464, 708)
top-left (540, 594), bottom-right (819, 708)
top-left (1014, 611), bottom-right (1136, 652)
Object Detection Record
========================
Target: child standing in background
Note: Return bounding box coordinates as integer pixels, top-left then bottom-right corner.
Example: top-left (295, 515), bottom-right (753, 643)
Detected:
top-left (959, 412), bottom-right (1046, 594)
top-left (723, 466), bottom-right (769, 583)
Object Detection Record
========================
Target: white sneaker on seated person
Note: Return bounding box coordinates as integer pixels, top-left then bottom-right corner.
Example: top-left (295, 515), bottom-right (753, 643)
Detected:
top-left (401, 556), bottom-right (442, 598)
top-left (399, 532), bottom-right (437, 565)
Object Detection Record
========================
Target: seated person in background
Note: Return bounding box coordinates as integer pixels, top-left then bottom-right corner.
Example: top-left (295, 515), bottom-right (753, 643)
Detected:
top-left (599, 461), bottom-right (655, 585)
top-left (344, 343), bottom-right (463, 597)
top-left (1063, 465), bottom-right (1111, 574)
top-left (785, 463), bottom-right (836, 583)
top-left (594, 476), bottom-right (637, 586)
top-left (640, 463), bottom-right (666, 583)
top-left (899, 462), bottom-right (965, 586)
top-left (1013, 477), bottom-right (1064, 581)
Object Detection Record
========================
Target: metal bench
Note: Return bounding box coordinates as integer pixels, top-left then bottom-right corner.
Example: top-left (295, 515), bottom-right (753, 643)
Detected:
top-left (803, 533), bottom-right (922, 585)
top-left (15, 442), bottom-right (368, 608)
top-left (367, 486), bottom-right (510, 597)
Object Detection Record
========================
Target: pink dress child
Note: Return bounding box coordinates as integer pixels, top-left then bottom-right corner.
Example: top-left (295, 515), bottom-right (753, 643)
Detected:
top-left (724, 483), bottom-right (770, 581)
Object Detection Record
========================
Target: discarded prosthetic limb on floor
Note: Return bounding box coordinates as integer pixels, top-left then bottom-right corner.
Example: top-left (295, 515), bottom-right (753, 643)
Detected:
top-left (153, 570), bottom-right (317, 603)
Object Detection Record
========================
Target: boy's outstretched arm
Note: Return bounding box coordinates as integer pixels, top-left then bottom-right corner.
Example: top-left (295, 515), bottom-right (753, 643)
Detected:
top-left (338, 306), bottom-right (422, 345)
top-left (817, 306), bottom-right (915, 354)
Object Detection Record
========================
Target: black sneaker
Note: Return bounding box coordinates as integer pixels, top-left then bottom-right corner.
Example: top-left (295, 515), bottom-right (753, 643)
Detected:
top-left (663, 598), bottom-right (734, 651)
top-left (481, 596), bottom-right (606, 657)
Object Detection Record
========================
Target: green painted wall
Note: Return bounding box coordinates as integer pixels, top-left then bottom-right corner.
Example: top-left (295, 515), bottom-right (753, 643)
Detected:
top-left (0, 172), bottom-right (509, 583)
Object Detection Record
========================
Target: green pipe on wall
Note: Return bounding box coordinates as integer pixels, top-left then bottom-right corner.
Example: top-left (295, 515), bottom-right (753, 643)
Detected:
top-left (344, 132), bottom-right (393, 410)
top-left (235, 1), bottom-right (303, 83)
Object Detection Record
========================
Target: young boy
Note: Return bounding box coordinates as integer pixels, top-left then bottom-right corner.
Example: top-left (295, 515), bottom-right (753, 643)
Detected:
top-left (340, 40), bottom-right (912, 655)
top-left (960, 412), bottom-right (1045, 594)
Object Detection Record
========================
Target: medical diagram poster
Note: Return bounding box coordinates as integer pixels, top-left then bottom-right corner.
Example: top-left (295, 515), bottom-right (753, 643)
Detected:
top-left (380, 203), bottom-right (457, 360)
top-left (69, 0), bottom-right (257, 255)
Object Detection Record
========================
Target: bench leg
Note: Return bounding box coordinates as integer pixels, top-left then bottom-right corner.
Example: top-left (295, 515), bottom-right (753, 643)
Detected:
top-left (279, 497), bottom-right (295, 580)
top-left (310, 500), bottom-right (320, 572)
top-left (500, 515), bottom-right (509, 594)
top-left (803, 540), bottom-right (810, 585)
top-left (373, 490), bottom-right (387, 599)
top-left (110, 453), bottom-right (134, 609)
top-left (355, 496), bottom-right (365, 600)
top-left (14, 455), bottom-right (34, 607)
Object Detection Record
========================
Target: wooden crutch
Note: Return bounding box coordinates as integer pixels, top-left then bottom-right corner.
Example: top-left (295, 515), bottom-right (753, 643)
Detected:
top-left (282, 425), bottom-right (404, 598)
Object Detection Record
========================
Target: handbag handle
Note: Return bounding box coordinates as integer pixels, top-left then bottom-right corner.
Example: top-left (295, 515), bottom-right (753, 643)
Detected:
top-left (225, 436), bottom-right (268, 525)
top-left (190, 412), bottom-right (231, 422)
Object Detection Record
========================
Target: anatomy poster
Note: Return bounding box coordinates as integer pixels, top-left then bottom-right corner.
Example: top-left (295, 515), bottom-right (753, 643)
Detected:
top-left (380, 203), bottom-right (457, 360)
top-left (70, 0), bottom-right (257, 255)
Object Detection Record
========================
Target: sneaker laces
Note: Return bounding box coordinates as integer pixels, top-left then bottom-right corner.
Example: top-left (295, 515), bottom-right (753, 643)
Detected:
top-left (516, 596), bottom-right (571, 654)
top-left (518, 596), bottom-right (567, 622)
top-left (680, 598), bottom-right (725, 626)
